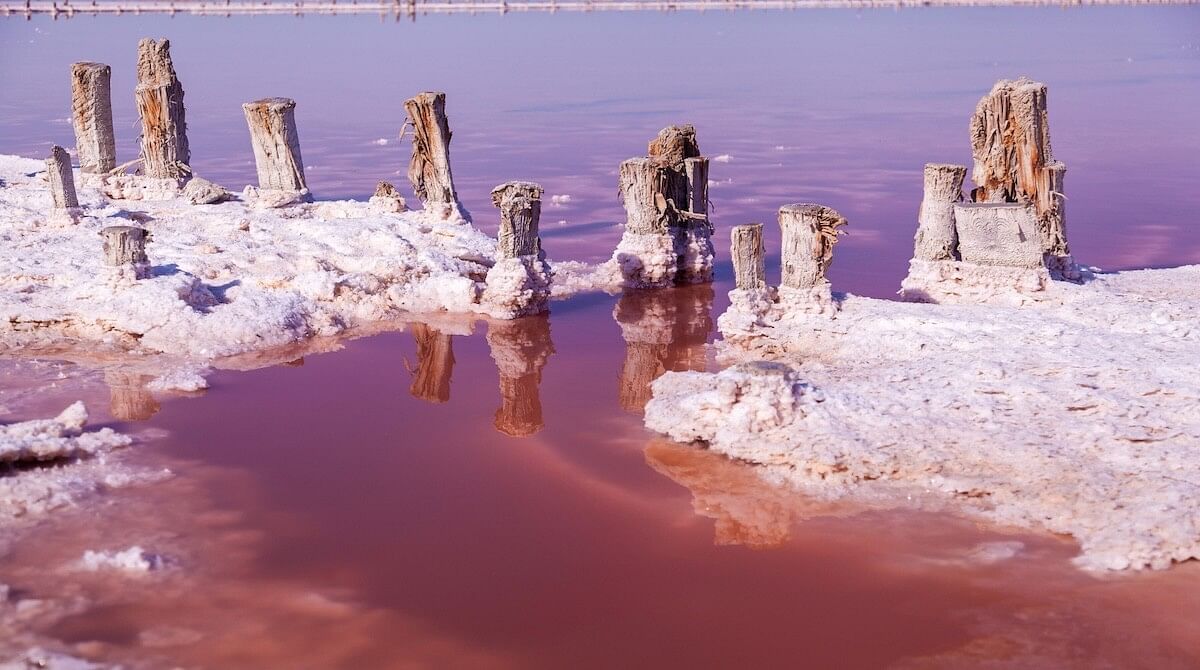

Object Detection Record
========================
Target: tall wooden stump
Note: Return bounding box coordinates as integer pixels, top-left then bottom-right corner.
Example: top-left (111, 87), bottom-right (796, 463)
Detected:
top-left (404, 91), bottom-right (465, 220)
top-left (100, 225), bottom-right (150, 279)
top-left (969, 78), bottom-right (1070, 266)
top-left (491, 181), bottom-right (543, 258)
top-left (242, 97), bottom-right (307, 192)
top-left (46, 145), bottom-right (79, 210)
top-left (913, 163), bottom-right (966, 261)
top-left (684, 156), bottom-right (709, 218)
top-left (408, 324), bottom-right (454, 403)
top-left (135, 38), bottom-right (190, 179)
top-left (779, 204), bottom-right (847, 290)
top-left (70, 62), bottom-right (116, 174)
top-left (953, 202), bottom-right (1044, 269)
top-left (731, 223), bottom-right (766, 290)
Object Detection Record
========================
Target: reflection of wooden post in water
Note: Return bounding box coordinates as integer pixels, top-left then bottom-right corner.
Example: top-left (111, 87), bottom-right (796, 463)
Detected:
top-left (408, 323), bottom-right (454, 403)
top-left (105, 370), bottom-right (160, 421)
top-left (486, 314), bottom-right (554, 437)
top-left (614, 284), bottom-right (714, 412)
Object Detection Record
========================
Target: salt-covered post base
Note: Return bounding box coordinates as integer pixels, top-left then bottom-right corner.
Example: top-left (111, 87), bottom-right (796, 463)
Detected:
top-left (370, 181), bottom-right (408, 214)
top-left (481, 181), bottom-right (551, 318)
top-left (612, 230), bottom-right (678, 289)
top-left (486, 315), bottom-right (553, 437)
top-left (100, 225), bottom-right (151, 282)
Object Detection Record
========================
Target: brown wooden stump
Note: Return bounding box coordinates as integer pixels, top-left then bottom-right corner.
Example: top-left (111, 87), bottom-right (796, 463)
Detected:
top-left (46, 145), bottom-right (79, 210)
top-left (70, 62), bottom-right (116, 174)
top-left (779, 204), bottom-right (847, 290)
top-left (913, 163), bottom-right (967, 261)
top-left (969, 78), bottom-right (1070, 265)
top-left (491, 181), bottom-right (543, 258)
top-left (647, 124), bottom-right (700, 168)
top-left (242, 97), bottom-right (307, 191)
top-left (135, 38), bottom-right (189, 179)
top-left (100, 225), bottom-right (150, 278)
top-left (731, 223), bottom-right (766, 290)
top-left (618, 157), bottom-right (682, 235)
top-left (684, 156), bottom-right (709, 218)
top-left (404, 91), bottom-right (466, 220)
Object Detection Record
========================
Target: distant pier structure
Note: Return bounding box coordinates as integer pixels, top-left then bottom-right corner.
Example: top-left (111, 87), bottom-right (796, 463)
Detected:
top-left (2, 0), bottom-right (1193, 20)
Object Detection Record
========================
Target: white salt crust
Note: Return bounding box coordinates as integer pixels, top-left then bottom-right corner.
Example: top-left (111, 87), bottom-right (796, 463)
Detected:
top-left (0, 155), bottom-right (604, 360)
top-left (649, 266), bottom-right (1200, 571)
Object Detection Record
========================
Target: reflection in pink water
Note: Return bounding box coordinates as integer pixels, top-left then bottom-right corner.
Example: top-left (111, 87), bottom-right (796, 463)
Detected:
top-left (2, 8), bottom-right (1200, 667)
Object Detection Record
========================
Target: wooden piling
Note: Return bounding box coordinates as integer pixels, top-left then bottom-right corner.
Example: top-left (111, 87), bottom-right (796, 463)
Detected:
top-left (779, 204), bottom-right (846, 290)
top-left (619, 157), bottom-right (682, 235)
top-left (70, 61), bottom-right (116, 174)
top-left (913, 163), bottom-right (966, 261)
top-left (100, 225), bottom-right (149, 270)
top-left (46, 145), bottom-right (79, 209)
top-left (731, 223), bottom-right (765, 290)
top-left (684, 156), bottom-right (709, 218)
top-left (491, 181), bottom-right (543, 259)
top-left (242, 97), bottom-right (307, 191)
top-left (135, 38), bottom-right (189, 179)
top-left (404, 91), bottom-right (463, 218)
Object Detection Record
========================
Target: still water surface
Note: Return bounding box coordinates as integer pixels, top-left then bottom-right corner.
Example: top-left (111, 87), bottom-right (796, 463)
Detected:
top-left (1, 7), bottom-right (1199, 668)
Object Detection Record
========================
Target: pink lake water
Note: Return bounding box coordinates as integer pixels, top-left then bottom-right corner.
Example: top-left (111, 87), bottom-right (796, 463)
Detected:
top-left (2, 6), bottom-right (1200, 668)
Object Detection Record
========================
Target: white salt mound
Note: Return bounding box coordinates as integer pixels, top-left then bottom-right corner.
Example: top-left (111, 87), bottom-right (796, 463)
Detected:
top-left (647, 267), bottom-right (1200, 571)
top-left (79, 546), bottom-right (165, 573)
top-left (0, 402), bottom-right (130, 464)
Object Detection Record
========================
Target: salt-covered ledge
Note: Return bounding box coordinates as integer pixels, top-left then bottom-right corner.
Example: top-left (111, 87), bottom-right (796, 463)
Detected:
top-left (645, 78), bottom-right (1200, 572)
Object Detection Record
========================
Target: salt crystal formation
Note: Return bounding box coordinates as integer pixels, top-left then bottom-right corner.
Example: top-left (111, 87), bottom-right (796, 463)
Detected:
top-left (0, 401), bottom-right (129, 464)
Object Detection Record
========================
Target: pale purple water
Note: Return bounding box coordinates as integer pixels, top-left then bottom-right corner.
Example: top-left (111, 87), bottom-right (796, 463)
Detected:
top-left (2, 8), bottom-right (1200, 668)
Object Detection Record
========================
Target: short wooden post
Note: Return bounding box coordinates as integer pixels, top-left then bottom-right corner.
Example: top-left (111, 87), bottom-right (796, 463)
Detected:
top-left (1040, 161), bottom-right (1069, 260)
top-left (619, 157), bottom-right (681, 235)
top-left (404, 91), bottom-right (465, 219)
top-left (684, 156), bottom-right (709, 217)
top-left (135, 38), bottom-right (190, 179)
top-left (953, 202), bottom-right (1044, 269)
top-left (779, 204), bottom-right (847, 289)
top-left (409, 323), bottom-right (454, 403)
top-left (491, 181), bottom-right (543, 258)
top-left (70, 62), bottom-right (116, 174)
top-left (46, 145), bottom-right (79, 210)
top-left (370, 180), bottom-right (407, 212)
top-left (100, 225), bottom-right (150, 278)
top-left (731, 223), bottom-right (765, 290)
top-left (242, 97), bottom-right (307, 191)
top-left (913, 163), bottom-right (966, 261)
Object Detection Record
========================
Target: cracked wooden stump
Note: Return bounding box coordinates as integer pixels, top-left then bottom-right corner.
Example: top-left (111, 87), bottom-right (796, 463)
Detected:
top-left (913, 163), bottom-right (967, 261)
top-left (100, 225), bottom-right (150, 279)
top-left (648, 124), bottom-right (700, 169)
top-left (408, 324), bottom-right (454, 403)
top-left (779, 204), bottom-right (847, 290)
top-left (619, 157), bottom-right (682, 235)
top-left (70, 62), bottom-right (116, 174)
top-left (404, 91), bottom-right (466, 221)
top-left (46, 145), bottom-right (79, 210)
top-left (731, 223), bottom-right (766, 290)
top-left (135, 38), bottom-right (190, 179)
top-left (491, 181), bottom-right (543, 258)
top-left (684, 156), bottom-right (709, 218)
top-left (969, 78), bottom-right (1071, 270)
top-left (242, 97), bottom-right (307, 192)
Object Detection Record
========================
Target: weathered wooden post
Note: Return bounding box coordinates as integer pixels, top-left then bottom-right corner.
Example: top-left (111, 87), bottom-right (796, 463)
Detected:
top-left (369, 180), bottom-right (407, 213)
top-left (912, 163), bottom-right (966, 261)
top-left (404, 91), bottom-right (467, 221)
top-left (408, 323), bottom-right (454, 403)
top-left (731, 223), bottom-right (766, 290)
top-left (779, 204), bottom-right (847, 290)
top-left (487, 315), bottom-right (553, 437)
top-left (684, 156), bottom-right (709, 217)
top-left (482, 181), bottom-right (551, 318)
top-left (619, 157), bottom-right (678, 235)
top-left (100, 225), bottom-right (150, 279)
top-left (135, 38), bottom-right (190, 179)
top-left (952, 202), bottom-right (1045, 269)
top-left (648, 124), bottom-right (699, 168)
top-left (46, 145), bottom-right (79, 210)
top-left (242, 97), bottom-right (307, 192)
top-left (969, 78), bottom-right (1073, 275)
top-left (70, 62), bottom-right (116, 174)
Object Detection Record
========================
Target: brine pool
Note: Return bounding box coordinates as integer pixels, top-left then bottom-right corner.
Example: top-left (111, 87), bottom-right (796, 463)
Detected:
top-left (1, 6), bottom-right (1200, 668)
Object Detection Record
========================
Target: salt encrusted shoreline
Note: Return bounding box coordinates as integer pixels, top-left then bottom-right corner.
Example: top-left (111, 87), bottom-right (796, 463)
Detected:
top-left (646, 266), bottom-right (1200, 571)
top-left (0, 155), bottom-right (620, 362)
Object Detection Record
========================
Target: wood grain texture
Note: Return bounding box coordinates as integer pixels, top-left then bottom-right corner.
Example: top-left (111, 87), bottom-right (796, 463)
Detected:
top-left (70, 62), bottom-right (116, 174)
top-left (779, 203), bottom-right (846, 289)
top-left (45, 145), bottom-right (79, 210)
top-left (135, 38), bottom-right (190, 179)
top-left (242, 97), bottom-right (307, 191)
